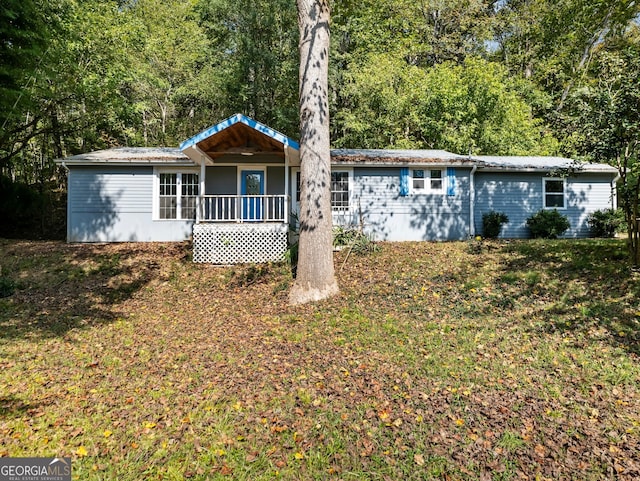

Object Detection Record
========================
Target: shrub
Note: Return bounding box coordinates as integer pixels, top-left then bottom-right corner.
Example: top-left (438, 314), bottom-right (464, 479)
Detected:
top-left (333, 226), bottom-right (378, 255)
top-left (587, 208), bottom-right (624, 238)
top-left (526, 209), bottom-right (570, 239)
top-left (0, 276), bottom-right (15, 298)
top-left (482, 211), bottom-right (509, 238)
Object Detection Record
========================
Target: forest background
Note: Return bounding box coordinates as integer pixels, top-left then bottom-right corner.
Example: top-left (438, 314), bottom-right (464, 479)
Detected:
top-left (1, 0), bottom-right (639, 239)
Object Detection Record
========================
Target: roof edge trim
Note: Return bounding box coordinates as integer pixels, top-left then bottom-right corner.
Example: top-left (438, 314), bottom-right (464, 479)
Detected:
top-left (179, 114), bottom-right (300, 152)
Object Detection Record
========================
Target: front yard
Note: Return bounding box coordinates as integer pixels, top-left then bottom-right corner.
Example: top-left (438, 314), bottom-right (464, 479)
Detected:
top-left (0, 238), bottom-right (639, 480)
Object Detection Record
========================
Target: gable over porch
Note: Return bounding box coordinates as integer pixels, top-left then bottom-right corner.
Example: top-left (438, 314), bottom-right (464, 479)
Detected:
top-left (179, 114), bottom-right (300, 263)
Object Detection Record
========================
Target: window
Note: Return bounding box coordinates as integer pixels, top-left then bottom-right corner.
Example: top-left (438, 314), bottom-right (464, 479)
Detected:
top-left (159, 173), bottom-right (177, 219)
top-left (157, 171), bottom-right (199, 220)
top-left (412, 169), bottom-right (425, 190)
top-left (181, 173), bottom-right (199, 219)
top-left (543, 178), bottom-right (565, 209)
top-left (411, 169), bottom-right (443, 193)
top-left (430, 169), bottom-right (442, 191)
top-left (331, 171), bottom-right (350, 211)
top-left (293, 170), bottom-right (351, 212)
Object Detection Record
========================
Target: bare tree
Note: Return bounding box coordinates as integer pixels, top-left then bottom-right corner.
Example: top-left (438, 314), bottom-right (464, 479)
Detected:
top-left (289, 0), bottom-right (339, 305)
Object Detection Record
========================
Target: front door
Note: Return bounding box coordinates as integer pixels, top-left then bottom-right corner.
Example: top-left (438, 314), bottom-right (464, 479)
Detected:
top-left (241, 170), bottom-right (264, 220)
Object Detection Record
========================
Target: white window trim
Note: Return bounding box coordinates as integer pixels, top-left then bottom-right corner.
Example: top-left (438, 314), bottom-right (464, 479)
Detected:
top-left (291, 167), bottom-right (353, 214)
top-left (411, 168), bottom-right (444, 194)
top-left (236, 166), bottom-right (267, 196)
top-left (331, 169), bottom-right (353, 213)
top-left (543, 177), bottom-right (567, 210)
top-left (153, 167), bottom-right (200, 221)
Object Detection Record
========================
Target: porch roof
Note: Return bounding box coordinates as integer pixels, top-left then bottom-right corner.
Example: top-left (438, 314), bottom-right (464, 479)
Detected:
top-left (180, 114), bottom-right (300, 166)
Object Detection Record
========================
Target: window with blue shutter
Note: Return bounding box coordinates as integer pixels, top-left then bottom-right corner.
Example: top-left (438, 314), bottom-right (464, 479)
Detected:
top-left (447, 167), bottom-right (456, 196)
top-left (400, 167), bottom-right (409, 196)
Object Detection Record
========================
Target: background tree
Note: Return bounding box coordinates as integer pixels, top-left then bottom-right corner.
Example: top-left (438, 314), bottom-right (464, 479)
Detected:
top-left (335, 54), bottom-right (558, 154)
top-left (197, 0), bottom-right (300, 137)
top-left (290, 0), bottom-right (339, 305)
top-left (560, 28), bottom-right (640, 264)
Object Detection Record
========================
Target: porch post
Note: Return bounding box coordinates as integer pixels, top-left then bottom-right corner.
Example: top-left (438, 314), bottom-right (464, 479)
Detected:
top-left (198, 156), bottom-right (206, 223)
top-left (284, 146), bottom-right (290, 224)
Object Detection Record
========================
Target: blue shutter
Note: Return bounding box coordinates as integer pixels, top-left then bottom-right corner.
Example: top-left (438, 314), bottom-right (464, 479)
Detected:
top-left (400, 167), bottom-right (409, 196)
top-left (447, 167), bottom-right (456, 196)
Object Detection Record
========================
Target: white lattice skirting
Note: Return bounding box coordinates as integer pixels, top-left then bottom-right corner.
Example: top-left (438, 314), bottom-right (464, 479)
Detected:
top-left (193, 223), bottom-right (288, 264)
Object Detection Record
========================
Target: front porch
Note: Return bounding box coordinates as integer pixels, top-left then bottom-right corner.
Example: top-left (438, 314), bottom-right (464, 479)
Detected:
top-left (193, 194), bottom-right (291, 264)
top-left (179, 114), bottom-right (300, 264)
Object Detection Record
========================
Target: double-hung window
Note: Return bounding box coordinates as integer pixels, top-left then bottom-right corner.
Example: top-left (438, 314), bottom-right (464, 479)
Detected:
top-left (294, 170), bottom-right (351, 212)
top-left (157, 171), bottom-right (199, 220)
top-left (411, 169), bottom-right (443, 193)
top-left (543, 178), bottom-right (566, 209)
top-left (331, 171), bottom-right (350, 212)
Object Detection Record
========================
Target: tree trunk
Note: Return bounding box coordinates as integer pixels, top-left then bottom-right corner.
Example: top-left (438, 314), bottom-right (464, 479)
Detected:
top-left (289, 0), bottom-right (339, 305)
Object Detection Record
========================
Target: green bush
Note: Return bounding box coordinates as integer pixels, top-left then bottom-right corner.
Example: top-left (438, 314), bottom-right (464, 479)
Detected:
top-left (526, 209), bottom-right (570, 239)
top-left (587, 208), bottom-right (624, 238)
top-left (333, 226), bottom-right (378, 255)
top-left (0, 276), bottom-right (16, 298)
top-left (482, 211), bottom-right (509, 238)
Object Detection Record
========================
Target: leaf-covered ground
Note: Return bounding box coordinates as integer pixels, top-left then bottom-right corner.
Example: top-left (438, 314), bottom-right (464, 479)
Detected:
top-left (1, 238), bottom-right (639, 480)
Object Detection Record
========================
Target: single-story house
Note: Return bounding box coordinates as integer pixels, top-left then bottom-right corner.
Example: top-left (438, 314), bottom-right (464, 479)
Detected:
top-left (57, 114), bottom-right (619, 263)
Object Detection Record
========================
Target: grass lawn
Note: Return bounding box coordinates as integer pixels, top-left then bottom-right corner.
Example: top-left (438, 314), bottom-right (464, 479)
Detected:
top-left (0, 238), bottom-right (639, 480)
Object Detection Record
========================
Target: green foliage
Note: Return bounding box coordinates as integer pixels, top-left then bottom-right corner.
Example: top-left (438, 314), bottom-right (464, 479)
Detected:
top-left (526, 209), bottom-right (571, 239)
top-left (482, 211), bottom-right (509, 239)
top-left (333, 226), bottom-right (379, 255)
top-left (0, 0), bottom-right (53, 131)
top-left (197, 0), bottom-right (299, 138)
top-left (0, 274), bottom-right (16, 298)
top-left (0, 175), bottom-right (65, 239)
top-left (587, 209), bottom-right (625, 238)
top-left (334, 55), bottom-right (558, 154)
top-left (559, 27), bottom-right (640, 263)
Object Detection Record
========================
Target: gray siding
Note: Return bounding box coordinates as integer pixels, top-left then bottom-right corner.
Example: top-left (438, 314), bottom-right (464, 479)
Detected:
top-left (266, 166), bottom-right (285, 195)
top-left (205, 166), bottom-right (236, 195)
top-left (474, 172), bottom-right (615, 238)
top-left (348, 167), bottom-right (471, 241)
top-left (67, 166), bottom-right (193, 242)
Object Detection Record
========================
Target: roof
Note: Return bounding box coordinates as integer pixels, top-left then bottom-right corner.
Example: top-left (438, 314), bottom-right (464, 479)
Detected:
top-left (475, 155), bottom-right (619, 173)
top-left (57, 147), bottom-right (619, 176)
top-left (57, 147), bottom-right (193, 166)
top-left (331, 149), bottom-right (473, 166)
top-left (180, 114), bottom-right (300, 165)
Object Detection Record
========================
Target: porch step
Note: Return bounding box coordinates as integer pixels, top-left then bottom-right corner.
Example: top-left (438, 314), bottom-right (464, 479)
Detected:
top-left (193, 223), bottom-right (288, 264)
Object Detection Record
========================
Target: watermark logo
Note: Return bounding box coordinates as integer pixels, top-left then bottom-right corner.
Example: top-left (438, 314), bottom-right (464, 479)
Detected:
top-left (0, 458), bottom-right (71, 481)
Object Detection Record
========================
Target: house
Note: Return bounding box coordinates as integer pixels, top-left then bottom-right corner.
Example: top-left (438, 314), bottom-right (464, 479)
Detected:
top-left (57, 114), bottom-right (619, 263)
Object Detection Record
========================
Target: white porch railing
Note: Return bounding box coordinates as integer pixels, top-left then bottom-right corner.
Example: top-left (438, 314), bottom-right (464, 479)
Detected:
top-left (197, 195), bottom-right (289, 223)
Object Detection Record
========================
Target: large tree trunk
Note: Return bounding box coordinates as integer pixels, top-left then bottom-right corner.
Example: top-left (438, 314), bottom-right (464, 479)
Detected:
top-left (289, 0), bottom-right (339, 305)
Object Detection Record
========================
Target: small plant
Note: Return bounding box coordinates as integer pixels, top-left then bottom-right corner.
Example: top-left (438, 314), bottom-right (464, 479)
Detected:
top-left (526, 209), bottom-right (570, 239)
top-left (482, 211), bottom-right (509, 239)
top-left (466, 237), bottom-right (483, 255)
top-left (587, 208), bottom-right (624, 238)
top-left (0, 266), bottom-right (15, 298)
top-left (333, 226), bottom-right (378, 255)
top-left (0, 276), bottom-right (15, 298)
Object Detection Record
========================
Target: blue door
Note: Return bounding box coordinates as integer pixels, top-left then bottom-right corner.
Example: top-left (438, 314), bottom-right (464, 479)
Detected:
top-left (241, 170), bottom-right (264, 220)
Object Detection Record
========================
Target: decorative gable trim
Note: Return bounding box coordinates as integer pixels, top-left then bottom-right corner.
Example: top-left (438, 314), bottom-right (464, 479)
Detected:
top-left (179, 113), bottom-right (300, 152)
